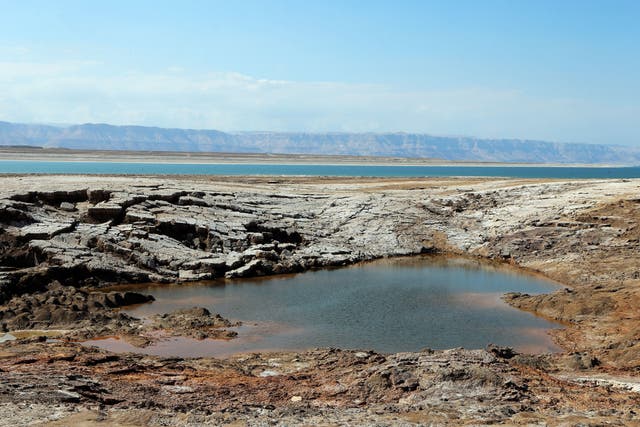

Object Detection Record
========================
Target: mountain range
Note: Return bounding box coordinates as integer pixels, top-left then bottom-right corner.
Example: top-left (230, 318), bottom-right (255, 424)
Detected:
top-left (1, 121), bottom-right (638, 164)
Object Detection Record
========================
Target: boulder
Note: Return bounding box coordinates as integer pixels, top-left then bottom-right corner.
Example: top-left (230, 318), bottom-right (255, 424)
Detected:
top-left (88, 203), bottom-right (123, 222)
top-left (59, 202), bottom-right (76, 212)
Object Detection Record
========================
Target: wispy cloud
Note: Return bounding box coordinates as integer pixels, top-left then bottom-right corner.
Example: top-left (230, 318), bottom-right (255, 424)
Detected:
top-left (0, 60), bottom-right (636, 144)
top-left (0, 44), bottom-right (31, 57)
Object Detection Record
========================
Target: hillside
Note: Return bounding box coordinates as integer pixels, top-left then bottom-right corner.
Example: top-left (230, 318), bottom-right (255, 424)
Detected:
top-left (1, 121), bottom-right (638, 164)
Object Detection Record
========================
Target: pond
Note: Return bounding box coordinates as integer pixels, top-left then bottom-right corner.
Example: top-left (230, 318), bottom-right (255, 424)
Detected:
top-left (87, 256), bottom-right (562, 357)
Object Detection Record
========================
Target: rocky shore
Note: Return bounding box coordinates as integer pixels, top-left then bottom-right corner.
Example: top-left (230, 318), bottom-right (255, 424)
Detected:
top-left (1, 174), bottom-right (640, 425)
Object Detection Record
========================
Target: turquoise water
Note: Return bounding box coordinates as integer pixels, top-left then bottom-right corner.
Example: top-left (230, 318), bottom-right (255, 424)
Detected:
top-left (1, 160), bottom-right (639, 178)
top-left (88, 257), bottom-right (562, 357)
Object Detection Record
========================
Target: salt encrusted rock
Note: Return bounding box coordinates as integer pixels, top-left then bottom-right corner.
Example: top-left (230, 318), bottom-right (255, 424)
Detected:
top-left (59, 202), bottom-right (76, 212)
top-left (178, 195), bottom-right (209, 207)
top-left (88, 202), bottom-right (123, 222)
top-left (1, 175), bottom-right (640, 371)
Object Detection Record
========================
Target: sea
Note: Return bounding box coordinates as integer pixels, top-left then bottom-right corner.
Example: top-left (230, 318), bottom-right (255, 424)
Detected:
top-left (1, 160), bottom-right (640, 178)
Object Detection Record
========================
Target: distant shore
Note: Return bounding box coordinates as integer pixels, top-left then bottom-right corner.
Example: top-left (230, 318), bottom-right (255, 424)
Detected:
top-left (0, 146), bottom-right (625, 168)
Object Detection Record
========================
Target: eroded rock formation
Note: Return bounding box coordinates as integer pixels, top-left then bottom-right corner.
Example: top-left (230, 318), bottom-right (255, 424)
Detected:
top-left (2, 175), bottom-right (640, 425)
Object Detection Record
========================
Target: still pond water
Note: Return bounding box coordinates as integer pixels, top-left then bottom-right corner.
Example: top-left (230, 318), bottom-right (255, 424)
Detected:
top-left (88, 256), bottom-right (562, 357)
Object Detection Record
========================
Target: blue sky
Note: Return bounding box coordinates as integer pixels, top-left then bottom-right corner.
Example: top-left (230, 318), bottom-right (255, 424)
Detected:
top-left (0, 0), bottom-right (638, 145)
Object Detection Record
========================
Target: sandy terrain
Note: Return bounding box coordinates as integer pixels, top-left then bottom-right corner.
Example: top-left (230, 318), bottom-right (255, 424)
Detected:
top-left (0, 146), bottom-right (612, 167)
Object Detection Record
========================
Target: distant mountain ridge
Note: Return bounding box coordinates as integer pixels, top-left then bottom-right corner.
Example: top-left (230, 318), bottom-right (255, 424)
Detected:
top-left (1, 121), bottom-right (638, 164)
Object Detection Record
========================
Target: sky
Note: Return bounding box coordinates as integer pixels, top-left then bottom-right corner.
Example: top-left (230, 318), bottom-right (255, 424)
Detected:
top-left (0, 0), bottom-right (638, 145)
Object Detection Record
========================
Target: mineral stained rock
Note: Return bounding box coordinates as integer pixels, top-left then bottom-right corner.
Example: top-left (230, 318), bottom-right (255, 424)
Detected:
top-left (2, 175), bottom-right (640, 425)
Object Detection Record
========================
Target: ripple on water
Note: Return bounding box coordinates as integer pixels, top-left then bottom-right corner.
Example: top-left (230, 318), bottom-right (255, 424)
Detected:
top-left (86, 256), bottom-right (563, 357)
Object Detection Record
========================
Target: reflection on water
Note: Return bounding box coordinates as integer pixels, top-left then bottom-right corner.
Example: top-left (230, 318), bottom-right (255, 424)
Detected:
top-left (88, 256), bottom-right (563, 357)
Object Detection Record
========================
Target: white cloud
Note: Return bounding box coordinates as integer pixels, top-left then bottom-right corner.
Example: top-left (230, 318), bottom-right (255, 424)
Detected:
top-left (0, 60), bottom-right (637, 145)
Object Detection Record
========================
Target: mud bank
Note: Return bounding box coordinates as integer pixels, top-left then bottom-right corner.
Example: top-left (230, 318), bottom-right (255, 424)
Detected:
top-left (1, 175), bottom-right (640, 425)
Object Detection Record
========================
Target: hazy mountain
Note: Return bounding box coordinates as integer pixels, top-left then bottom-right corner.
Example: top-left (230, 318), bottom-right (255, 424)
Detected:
top-left (0, 122), bottom-right (236, 152)
top-left (1, 121), bottom-right (638, 164)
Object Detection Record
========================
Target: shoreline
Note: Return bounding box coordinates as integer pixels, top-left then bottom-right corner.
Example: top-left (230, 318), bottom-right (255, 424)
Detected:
top-left (0, 146), bottom-right (631, 167)
top-left (2, 174), bottom-right (640, 424)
